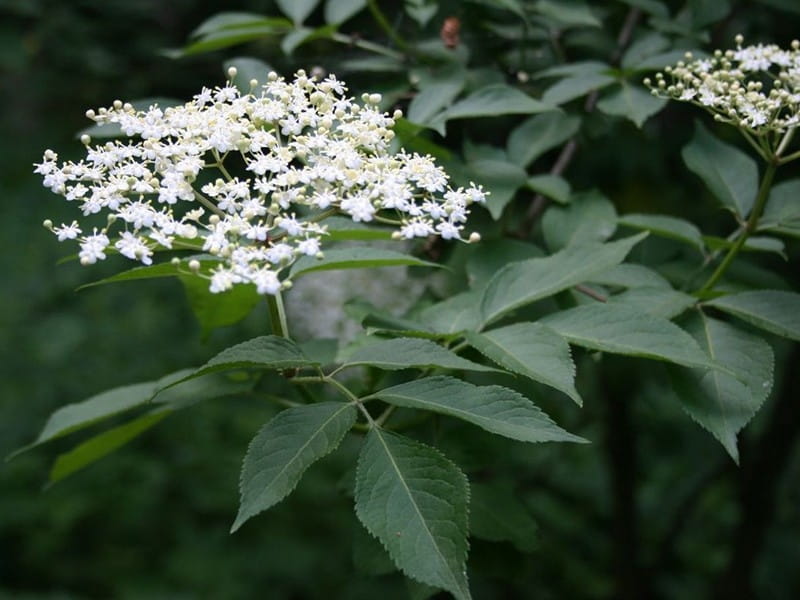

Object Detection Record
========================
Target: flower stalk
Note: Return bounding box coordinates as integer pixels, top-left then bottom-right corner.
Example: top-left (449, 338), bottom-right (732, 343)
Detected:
top-left (698, 159), bottom-right (778, 293)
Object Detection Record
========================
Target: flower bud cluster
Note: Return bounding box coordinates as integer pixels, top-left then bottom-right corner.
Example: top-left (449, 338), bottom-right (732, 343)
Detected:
top-left (645, 37), bottom-right (800, 135)
top-left (35, 70), bottom-right (486, 295)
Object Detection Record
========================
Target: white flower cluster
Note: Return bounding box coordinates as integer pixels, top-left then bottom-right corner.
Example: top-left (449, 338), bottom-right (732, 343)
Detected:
top-left (645, 37), bottom-right (800, 135)
top-left (36, 69), bottom-right (486, 295)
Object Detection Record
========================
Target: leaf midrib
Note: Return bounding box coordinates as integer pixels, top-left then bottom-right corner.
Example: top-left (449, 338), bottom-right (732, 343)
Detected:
top-left (372, 429), bottom-right (464, 595)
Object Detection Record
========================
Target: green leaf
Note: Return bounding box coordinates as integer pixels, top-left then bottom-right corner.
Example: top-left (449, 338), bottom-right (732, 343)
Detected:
top-left (232, 402), bottom-right (357, 531)
top-left (589, 263), bottom-right (670, 289)
top-left (472, 0), bottom-right (528, 20)
top-left (355, 429), bottom-right (471, 599)
top-left (507, 111), bottom-right (581, 168)
top-left (617, 0), bottom-right (669, 17)
top-left (540, 62), bottom-right (616, 105)
top-left (349, 302), bottom-right (439, 339)
top-left (167, 22), bottom-right (291, 57)
top-left (276, 0), bottom-right (320, 24)
top-left (536, 60), bottom-right (611, 79)
top-left (49, 410), bottom-right (169, 484)
top-left (418, 290), bottom-right (484, 334)
top-left (759, 178), bottom-right (800, 232)
top-left (541, 304), bottom-right (719, 370)
top-left (224, 57), bottom-right (274, 91)
top-left (621, 32), bottom-right (670, 70)
top-left (706, 290), bottom-right (800, 341)
top-left (180, 274), bottom-right (262, 339)
top-left (689, 0), bottom-right (731, 27)
top-left (469, 481), bottom-right (538, 552)
top-left (608, 286), bottom-right (696, 319)
top-left (152, 371), bottom-right (253, 410)
top-left (169, 336), bottom-right (317, 388)
top-left (408, 64), bottom-right (467, 125)
top-left (189, 12), bottom-right (281, 37)
top-left (43, 371), bottom-right (250, 482)
top-left (618, 213), bottom-right (705, 253)
top-left (77, 257), bottom-right (211, 290)
top-left (542, 190), bottom-right (617, 251)
top-left (324, 217), bottom-right (394, 241)
top-left (669, 314), bottom-right (773, 462)
top-left (430, 85), bottom-right (552, 135)
top-left (681, 122), bottom-right (759, 217)
top-left (703, 235), bottom-right (786, 259)
top-left (481, 233), bottom-right (647, 326)
top-left (325, 0), bottom-right (366, 23)
top-left (465, 159), bottom-right (528, 219)
top-left (9, 370), bottom-right (248, 461)
top-left (280, 23), bottom-right (338, 55)
top-left (405, 0), bottom-right (439, 26)
top-left (534, 0), bottom-right (600, 27)
top-left (343, 337), bottom-right (497, 372)
top-left (526, 174), bottom-right (571, 204)
top-left (367, 376), bottom-right (585, 443)
top-left (290, 248), bottom-right (440, 277)
top-left (465, 239), bottom-right (544, 288)
top-left (465, 323), bottom-right (581, 405)
top-left (596, 82), bottom-right (667, 127)
top-left (9, 382), bottom-right (156, 458)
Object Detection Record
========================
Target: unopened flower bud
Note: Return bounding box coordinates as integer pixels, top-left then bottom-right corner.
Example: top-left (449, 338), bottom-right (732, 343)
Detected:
top-left (188, 259), bottom-right (201, 272)
top-left (227, 66), bottom-right (238, 79)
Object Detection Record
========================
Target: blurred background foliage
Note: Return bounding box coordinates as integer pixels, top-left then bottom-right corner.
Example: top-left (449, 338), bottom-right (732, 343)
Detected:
top-left (1, 0), bottom-right (799, 598)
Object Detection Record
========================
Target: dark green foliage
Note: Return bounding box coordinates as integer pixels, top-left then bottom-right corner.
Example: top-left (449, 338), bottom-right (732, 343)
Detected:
top-left (3, 1), bottom-right (800, 599)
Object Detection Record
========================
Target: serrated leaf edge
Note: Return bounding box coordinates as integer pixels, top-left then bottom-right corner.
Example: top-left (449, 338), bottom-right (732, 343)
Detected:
top-left (354, 429), bottom-right (472, 599)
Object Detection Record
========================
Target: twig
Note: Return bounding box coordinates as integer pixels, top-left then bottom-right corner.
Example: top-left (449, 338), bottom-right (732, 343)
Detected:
top-left (518, 8), bottom-right (642, 237)
top-left (574, 284), bottom-right (607, 302)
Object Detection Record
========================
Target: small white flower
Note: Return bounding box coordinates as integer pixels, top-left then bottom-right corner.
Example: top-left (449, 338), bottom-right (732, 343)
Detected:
top-left (252, 268), bottom-right (281, 295)
top-left (39, 70), bottom-right (486, 295)
top-left (79, 231), bottom-right (110, 265)
top-left (209, 268), bottom-right (238, 293)
top-left (647, 37), bottom-right (800, 136)
top-left (53, 221), bottom-right (81, 241)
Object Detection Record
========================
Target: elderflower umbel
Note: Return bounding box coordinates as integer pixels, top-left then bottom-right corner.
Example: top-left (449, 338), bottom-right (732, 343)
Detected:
top-left (36, 69), bottom-right (487, 295)
top-left (645, 37), bottom-right (800, 139)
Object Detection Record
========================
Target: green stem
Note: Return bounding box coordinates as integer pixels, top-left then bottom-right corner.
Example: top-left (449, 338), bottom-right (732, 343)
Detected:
top-left (211, 150), bottom-right (234, 181)
top-left (738, 129), bottom-right (770, 162)
top-left (192, 191), bottom-right (225, 217)
top-left (778, 148), bottom-right (800, 165)
top-left (324, 376), bottom-right (376, 426)
top-left (365, 0), bottom-right (411, 54)
top-left (775, 126), bottom-right (796, 157)
top-left (330, 32), bottom-right (404, 61)
top-left (266, 292), bottom-right (290, 338)
top-left (375, 405), bottom-right (396, 428)
top-left (697, 160), bottom-right (778, 293)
